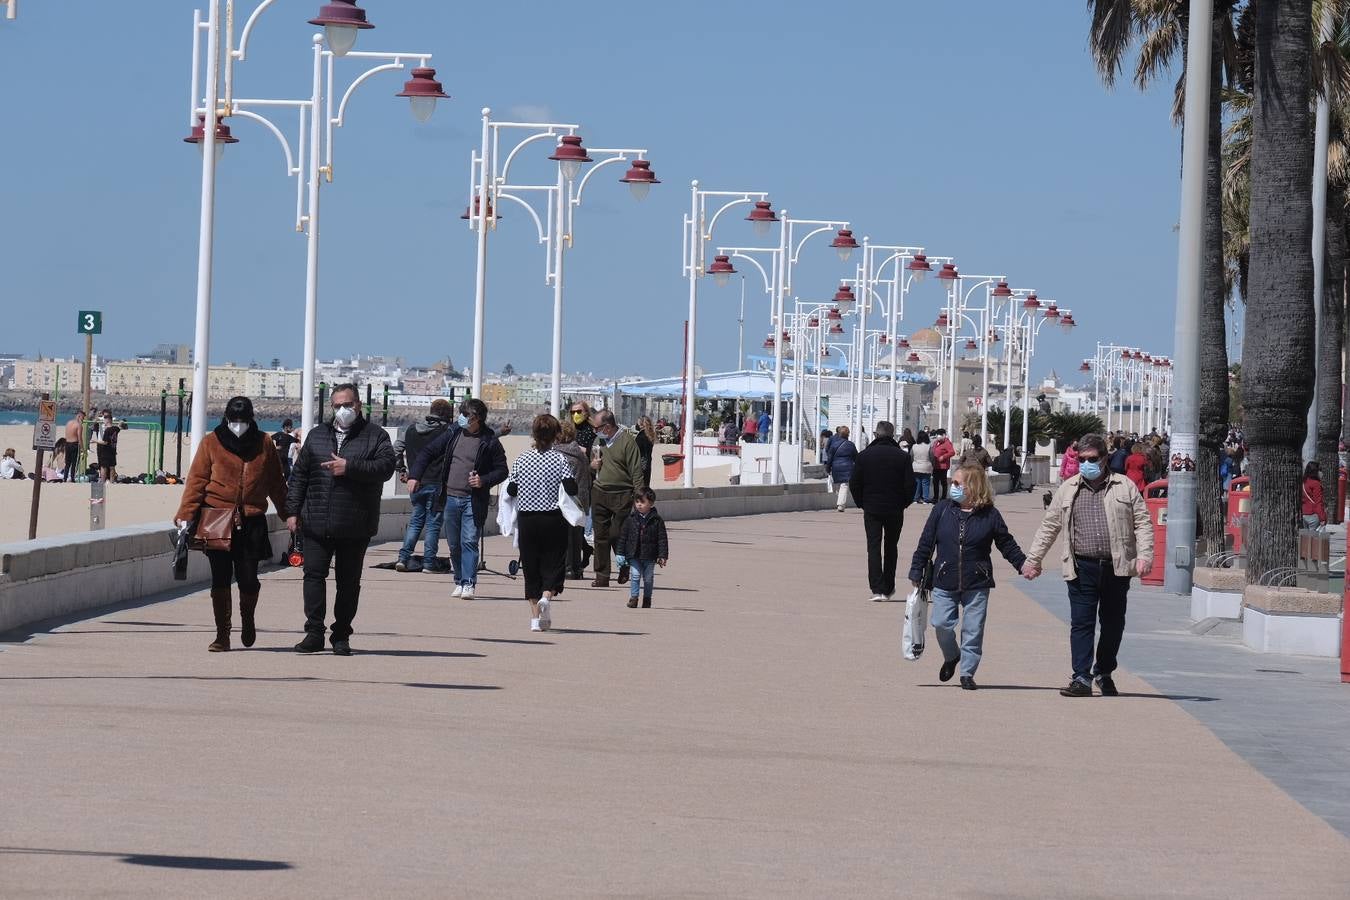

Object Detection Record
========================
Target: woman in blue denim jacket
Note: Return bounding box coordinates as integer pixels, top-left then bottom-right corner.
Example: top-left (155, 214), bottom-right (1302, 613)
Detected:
top-left (908, 463), bottom-right (1030, 690)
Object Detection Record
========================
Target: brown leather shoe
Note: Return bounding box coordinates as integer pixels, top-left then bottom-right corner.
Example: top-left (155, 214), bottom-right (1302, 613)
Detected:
top-left (627, 597), bottom-right (639, 608)
top-left (590, 576), bottom-right (610, 588)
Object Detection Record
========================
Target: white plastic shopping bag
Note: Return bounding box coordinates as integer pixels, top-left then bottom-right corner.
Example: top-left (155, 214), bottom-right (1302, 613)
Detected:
top-left (496, 485), bottom-right (518, 537)
top-left (558, 485), bottom-right (585, 527)
top-left (902, 587), bottom-right (929, 660)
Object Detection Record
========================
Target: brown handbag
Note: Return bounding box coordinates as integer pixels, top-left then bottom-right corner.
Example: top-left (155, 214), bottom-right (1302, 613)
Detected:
top-left (189, 455), bottom-right (246, 552)
top-left (190, 507), bottom-right (238, 551)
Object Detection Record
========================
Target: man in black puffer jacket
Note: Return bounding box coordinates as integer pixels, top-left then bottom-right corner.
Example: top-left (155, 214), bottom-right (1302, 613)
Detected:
top-left (287, 384), bottom-right (397, 655)
top-left (848, 420), bottom-right (917, 601)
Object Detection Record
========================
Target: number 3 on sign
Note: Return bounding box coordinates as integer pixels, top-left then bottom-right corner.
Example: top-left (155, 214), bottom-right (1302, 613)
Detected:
top-left (77, 310), bottom-right (103, 335)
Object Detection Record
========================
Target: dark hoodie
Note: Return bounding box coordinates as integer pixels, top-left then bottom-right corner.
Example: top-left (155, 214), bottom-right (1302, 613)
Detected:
top-left (395, 415), bottom-right (452, 484)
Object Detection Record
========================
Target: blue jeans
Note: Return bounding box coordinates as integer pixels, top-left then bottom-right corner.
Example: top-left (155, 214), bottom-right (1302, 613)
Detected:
top-left (628, 559), bottom-right (657, 601)
top-left (1067, 557), bottom-right (1129, 683)
top-left (442, 495), bottom-right (480, 586)
top-left (931, 588), bottom-right (989, 677)
top-left (913, 473), bottom-right (932, 503)
top-left (398, 485), bottom-right (443, 566)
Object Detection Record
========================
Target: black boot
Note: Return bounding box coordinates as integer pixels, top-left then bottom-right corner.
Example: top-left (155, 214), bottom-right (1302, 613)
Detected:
top-left (208, 587), bottom-right (231, 652)
top-left (294, 632), bottom-right (325, 653)
top-left (239, 590), bottom-right (259, 648)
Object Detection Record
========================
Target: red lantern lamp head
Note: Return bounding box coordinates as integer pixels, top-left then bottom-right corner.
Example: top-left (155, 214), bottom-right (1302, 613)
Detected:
top-left (619, 159), bottom-right (660, 200)
top-left (992, 280), bottom-right (1013, 299)
top-left (745, 200), bottom-right (778, 235)
top-left (906, 253), bottom-right (932, 280)
top-left (830, 228), bottom-right (859, 261)
top-left (183, 114), bottom-right (239, 146)
top-left (1022, 291), bottom-right (1041, 310)
top-left (833, 283), bottom-right (857, 305)
top-left (829, 322), bottom-right (845, 335)
top-left (460, 196), bottom-right (499, 220)
top-left (827, 307), bottom-right (842, 321)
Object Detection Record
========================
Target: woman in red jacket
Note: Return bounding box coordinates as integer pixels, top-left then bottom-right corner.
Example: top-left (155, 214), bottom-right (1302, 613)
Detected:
top-left (1124, 442), bottom-right (1150, 492)
top-left (1302, 461), bottom-right (1327, 529)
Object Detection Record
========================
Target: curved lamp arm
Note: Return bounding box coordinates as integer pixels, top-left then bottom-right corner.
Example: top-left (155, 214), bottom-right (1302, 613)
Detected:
top-left (705, 196), bottom-right (759, 236)
top-left (495, 191), bottom-right (550, 246)
top-left (725, 251), bottom-right (774, 294)
top-left (498, 130), bottom-right (565, 185)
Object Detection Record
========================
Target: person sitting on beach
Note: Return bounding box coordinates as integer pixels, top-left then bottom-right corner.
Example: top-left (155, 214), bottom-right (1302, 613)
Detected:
top-left (1, 448), bottom-right (26, 480)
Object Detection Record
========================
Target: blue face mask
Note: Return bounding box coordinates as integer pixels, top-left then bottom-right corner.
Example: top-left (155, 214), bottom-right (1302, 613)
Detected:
top-left (457, 414), bottom-right (470, 429)
top-left (1079, 461), bottom-right (1103, 481)
top-left (949, 485), bottom-right (966, 503)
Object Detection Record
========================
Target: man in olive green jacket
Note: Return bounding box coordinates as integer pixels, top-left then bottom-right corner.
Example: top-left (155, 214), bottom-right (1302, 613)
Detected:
top-left (1023, 432), bottom-right (1152, 698)
top-left (589, 409), bottom-right (645, 588)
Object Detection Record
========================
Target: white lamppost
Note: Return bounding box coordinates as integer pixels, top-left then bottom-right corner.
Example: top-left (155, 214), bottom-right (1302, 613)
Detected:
top-left (724, 214), bottom-right (852, 483)
top-left (3, 1), bottom-right (18, 20)
top-left (851, 241), bottom-right (942, 428)
top-left (185, 0), bottom-right (442, 450)
top-left (466, 111), bottom-right (658, 412)
top-left (1011, 302), bottom-right (1077, 455)
top-left (680, 186), bottom-right (773, 489)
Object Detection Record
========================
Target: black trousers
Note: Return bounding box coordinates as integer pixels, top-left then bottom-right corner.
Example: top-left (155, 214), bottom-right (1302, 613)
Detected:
top-left (206, 549), bottom-right (261, 593)
top-left (1067, 556), bottom-right (1130, 681)
top-left (518, 510), bottom-right (568, 600)
top-left (302, 533), bottom-right (370, 640)
top-left (863, 511), bottom-right (903, 596)
top-left (63, 444), bottom-right (80, 482)
top-left (933, 469), bottom-right (948, 500)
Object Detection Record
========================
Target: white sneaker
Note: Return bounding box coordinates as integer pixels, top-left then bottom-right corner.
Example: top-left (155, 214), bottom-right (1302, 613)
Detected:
top-left (537, 597), bottom-right (551, 631)
top-left (530, 618), bottom-right (542, 632)
top-left (870, 593), bottom-right (887, 602)
top-left (460, 585), bottom-right (475, 600)
top-left (450, 585), bottom-right (464, 599)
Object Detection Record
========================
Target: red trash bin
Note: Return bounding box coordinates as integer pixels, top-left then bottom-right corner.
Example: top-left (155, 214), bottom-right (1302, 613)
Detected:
top-left (662, 453), bottom-right (685, 483)
top-left (1142, 479), bottom-right (1168, 586)
top-left (1226, 476), bottom-right (1251, 553)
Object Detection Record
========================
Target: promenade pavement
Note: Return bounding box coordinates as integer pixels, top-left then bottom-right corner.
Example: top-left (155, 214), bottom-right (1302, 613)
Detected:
top-left (2, 491), bottom-right (1348, 897)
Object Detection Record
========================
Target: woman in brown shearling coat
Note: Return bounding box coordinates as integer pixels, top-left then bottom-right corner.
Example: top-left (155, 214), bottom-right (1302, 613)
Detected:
top-left (176, 396), bottom-right (288, 652)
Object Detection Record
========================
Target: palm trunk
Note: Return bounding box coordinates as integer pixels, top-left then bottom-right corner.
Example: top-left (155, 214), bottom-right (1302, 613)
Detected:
top-left (1318, 197), bottom-right (1345, 521)
top-left (1198, 9), bottom-right (1232, 555)
top-left (1241, 0), bottom-right (1316, 583)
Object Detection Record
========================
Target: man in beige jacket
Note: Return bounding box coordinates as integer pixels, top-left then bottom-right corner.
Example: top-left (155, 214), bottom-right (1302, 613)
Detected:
top-left (1023, 433), bottom-right (1153, 698)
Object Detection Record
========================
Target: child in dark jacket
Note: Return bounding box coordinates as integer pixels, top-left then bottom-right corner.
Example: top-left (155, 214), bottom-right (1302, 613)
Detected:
top-left (616, 487), bottom-right (669, 609)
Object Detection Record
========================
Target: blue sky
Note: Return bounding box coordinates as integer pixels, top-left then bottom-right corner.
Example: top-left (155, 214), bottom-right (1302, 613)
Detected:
top-left (0, 1), bottom-right (1185, 384)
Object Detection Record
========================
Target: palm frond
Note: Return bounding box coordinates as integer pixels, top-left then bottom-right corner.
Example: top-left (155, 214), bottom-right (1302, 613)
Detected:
top-left (1087, 0), bottom-right (1142, 88)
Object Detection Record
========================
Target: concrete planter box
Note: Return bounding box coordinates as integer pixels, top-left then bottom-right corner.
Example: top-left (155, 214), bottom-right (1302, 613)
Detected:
top-left (1191, 567), bottom-right (1245, 621)
top-left (1241, 585), bottom-right (1343, 658)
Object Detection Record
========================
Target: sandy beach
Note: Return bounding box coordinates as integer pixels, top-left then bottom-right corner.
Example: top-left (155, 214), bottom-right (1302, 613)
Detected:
top-left (0, 425), bottom-right (734, 543)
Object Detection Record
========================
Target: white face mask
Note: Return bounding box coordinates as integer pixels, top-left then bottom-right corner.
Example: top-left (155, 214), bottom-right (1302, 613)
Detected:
top-left (333, 406), bottom-right (358, 429)
top-left (227, 421), bottom-right (249, 438)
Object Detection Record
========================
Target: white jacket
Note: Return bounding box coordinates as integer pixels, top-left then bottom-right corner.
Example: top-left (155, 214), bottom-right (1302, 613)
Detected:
top-left (910, 442), bottom-right (932, 474)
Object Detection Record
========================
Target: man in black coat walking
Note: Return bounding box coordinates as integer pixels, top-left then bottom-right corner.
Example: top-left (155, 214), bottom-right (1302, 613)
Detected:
top-left (848, 420), bottom-right (917, 601)
top-left (287, 384), bottom-right (397, 655)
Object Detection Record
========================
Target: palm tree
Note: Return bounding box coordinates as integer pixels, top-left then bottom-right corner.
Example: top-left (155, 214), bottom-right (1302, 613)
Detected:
top-left (1045, 411), bottom-right (1107, 452)
top-left (1227, 1), bottom-right (1350, 523)
top-left (971, 407), bottom-right (1049, 451)
top-left (1086, 0), bottom-right (1236, 554)
top-left (1243, 0), bottom-right (1317, 581)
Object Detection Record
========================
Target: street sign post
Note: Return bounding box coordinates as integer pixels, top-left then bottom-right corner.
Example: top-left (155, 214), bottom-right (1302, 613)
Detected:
top-left (76, 309), bottom-right (102, 422)
top-left (32, 398), bottom-right (57, 452)
top-left (28, 393), bottom-right (54, 539)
